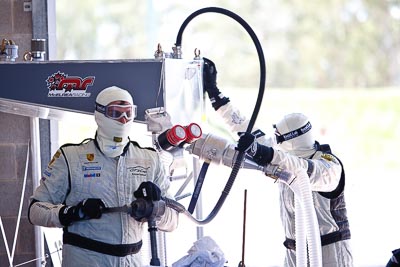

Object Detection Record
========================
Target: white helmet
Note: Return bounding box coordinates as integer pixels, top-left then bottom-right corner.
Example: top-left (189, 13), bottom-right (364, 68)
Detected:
top-left (274, 113), bottom-right (316, 157)
top-left (94, 86), bottom-right (136, 157)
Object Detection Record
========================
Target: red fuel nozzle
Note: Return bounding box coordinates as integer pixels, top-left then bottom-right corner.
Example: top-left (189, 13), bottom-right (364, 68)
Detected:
top-left (157, 125), bottom-right (186, 150)
top-left (184, 123), bottom-right (202, 143)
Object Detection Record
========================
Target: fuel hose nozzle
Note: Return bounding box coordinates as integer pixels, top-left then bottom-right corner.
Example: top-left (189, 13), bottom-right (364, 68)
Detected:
top-left (130, 198), bottom-right (166, 222)
top-left (102, 199), bottom-right (166, 267)
top-left (130, 199), bottom-right (166, 267)
top-left (156, 123), bottom-right (202, 151)
top-left (102, 198), bottom-right (166, 222)
top-left (186, 133), bottom-right (294, 181)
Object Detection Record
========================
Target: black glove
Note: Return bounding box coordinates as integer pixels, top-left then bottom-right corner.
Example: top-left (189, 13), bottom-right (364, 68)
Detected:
top-left (387, 248), bottom-right (400, 267)
top-left (134, 181), bottom-right (161, 201)
top-left (59, 198), bottom-right (105, 226)
top-left (237, 132), bottom-right (274, 166)
top-left (203, 57), bottom-right (230, 110)
top-left (237, 132), bottom-right (258, 156)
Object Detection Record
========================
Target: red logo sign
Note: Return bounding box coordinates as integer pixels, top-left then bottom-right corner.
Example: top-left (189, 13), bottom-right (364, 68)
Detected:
top-left (46, 71), bottom-right (95, 97)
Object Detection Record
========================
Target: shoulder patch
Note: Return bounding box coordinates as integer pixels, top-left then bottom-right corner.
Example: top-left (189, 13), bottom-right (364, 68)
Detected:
top-left (48, 149), bottom-right (62, 167)
top-left (321, 153), bottom-right (335, 162)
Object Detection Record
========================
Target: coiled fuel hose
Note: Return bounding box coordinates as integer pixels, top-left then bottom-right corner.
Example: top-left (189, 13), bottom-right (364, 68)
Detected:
top-left (167, 7), bottom-right (266, 224)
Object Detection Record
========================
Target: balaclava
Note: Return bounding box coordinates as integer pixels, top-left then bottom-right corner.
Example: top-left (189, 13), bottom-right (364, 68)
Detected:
top-left (94, 86), bottom-right (134, 157)
top-left (274, 113), bottom-right (316, 158)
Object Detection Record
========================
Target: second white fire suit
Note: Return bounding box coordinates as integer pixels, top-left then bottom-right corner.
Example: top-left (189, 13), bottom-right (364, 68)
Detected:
top-left (216, 103), bottom-right (353, 267)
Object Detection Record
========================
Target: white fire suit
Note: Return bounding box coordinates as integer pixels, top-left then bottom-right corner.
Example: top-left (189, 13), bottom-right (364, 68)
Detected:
top-left (28, 138), bottom-right (179, 267)
top-left (216, 103), bottom-right (353, 267)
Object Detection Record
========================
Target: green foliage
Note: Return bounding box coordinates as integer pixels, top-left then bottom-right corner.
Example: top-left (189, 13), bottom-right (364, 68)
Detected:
top-left (56, 0), bottom-right (400, 88)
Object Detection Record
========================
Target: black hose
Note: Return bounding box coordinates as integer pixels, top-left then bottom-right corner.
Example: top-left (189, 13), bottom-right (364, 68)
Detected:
top-left (188, 162), bottom-right (210, 214)
top-left (174, 7), bottom-right (266, 224)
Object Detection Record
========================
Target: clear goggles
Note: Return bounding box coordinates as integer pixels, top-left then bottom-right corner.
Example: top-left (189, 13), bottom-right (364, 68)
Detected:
top-left (95, 102), bottom-right (137, 120)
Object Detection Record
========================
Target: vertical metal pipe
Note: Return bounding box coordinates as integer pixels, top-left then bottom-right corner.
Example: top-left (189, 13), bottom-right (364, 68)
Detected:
top-left (30, 117), bottom-right (44, 267)
top-left (192, 157), bottom-right (204, 239)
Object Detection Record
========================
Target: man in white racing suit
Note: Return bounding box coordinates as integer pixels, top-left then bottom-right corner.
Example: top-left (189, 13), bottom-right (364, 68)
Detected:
top-left (202, 58), bottom-right (353, 267)
top-left (28, 86), bottom-right (179, 267)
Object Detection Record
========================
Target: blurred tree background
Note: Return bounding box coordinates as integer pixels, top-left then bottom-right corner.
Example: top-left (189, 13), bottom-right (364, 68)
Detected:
top-left (56, 0), bottom-right (400, 88)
